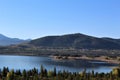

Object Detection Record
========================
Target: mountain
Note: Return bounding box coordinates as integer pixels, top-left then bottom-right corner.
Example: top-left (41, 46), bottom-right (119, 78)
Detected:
top-left (0, 34), bottom-right (30, 46)
top-left (102, 37), bottom-right (120, 45)
top-left (29, 33), bottom-right (120, 49)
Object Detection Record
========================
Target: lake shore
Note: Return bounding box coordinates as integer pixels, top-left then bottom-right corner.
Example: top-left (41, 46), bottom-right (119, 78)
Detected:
top-left (51, 55), bottom-right (120, 64)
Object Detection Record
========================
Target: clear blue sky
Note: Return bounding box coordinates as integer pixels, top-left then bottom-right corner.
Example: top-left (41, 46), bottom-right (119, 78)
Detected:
top-left (0, 0), bottom-right (120, 39)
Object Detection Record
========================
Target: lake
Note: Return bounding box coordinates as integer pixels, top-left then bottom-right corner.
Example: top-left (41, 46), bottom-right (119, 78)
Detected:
top-left (0, 55), bottom-right (117, 73)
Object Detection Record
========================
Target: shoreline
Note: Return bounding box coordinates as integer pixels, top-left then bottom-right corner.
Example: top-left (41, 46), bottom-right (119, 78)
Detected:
top-left (0, 54), bottom-right (119, 65)
top-left (51, 55), bottom-right (120, 64)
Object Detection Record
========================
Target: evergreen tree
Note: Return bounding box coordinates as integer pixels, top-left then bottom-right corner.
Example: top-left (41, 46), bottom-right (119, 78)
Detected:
top-left (22, 69), bottom-right (27, 77)
top-left (53, 67), bottom-right (56, 76)
top-left (2, 67), bottom-right (9, 77)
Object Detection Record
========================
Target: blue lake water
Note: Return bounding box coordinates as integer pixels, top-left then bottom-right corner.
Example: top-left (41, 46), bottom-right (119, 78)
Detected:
top-left (0, 55), bottom-right (117, 73)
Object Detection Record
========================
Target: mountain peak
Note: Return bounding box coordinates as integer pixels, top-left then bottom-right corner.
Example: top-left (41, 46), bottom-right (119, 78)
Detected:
top-left (0, 34), bottom-right (30, 46)
top-left (0, 34), bottom-right (10, 39)
top-left (29, 33), bottom-right (120, 49)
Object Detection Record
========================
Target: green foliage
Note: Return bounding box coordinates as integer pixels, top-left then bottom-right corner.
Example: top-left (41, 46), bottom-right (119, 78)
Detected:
top-left (112, 68), bottom-right (120, 77)
top-left (22, 69), bottom-right (26, 77)
top-left (2, 67), bottom-right (9, 77)
top-left (48, 70), bottom-right (53, 77)
top-left (0, 66), bottom-right (119, 80)
top-left (6, 70), bottom-right (14, 80)
top-left (40, 65), bottom-right (47, 77)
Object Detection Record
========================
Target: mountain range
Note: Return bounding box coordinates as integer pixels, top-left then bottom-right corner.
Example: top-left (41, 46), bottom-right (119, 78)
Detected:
top-left (29, 33), bottom-right (120, 49)
top-left (0, 34), bottom-right (30, 46)
top-left (0, 33), bottom-right (120, 49)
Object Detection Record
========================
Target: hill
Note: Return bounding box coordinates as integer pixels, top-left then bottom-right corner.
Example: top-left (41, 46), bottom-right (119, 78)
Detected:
top-left (0, 34), bottom-right (30, 46)
top-left (29, 33), bottom-right (120, 49)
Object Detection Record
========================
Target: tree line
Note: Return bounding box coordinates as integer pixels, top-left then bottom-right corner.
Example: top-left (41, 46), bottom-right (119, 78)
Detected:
top-left (0, 65), bottom-right (120, 80)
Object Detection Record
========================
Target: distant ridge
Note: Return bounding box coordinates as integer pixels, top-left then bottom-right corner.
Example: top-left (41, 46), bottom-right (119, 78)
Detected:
top-left (0, 34), bottom-right (30, 46)
top-left (29, 33), bottom-right (120, 49)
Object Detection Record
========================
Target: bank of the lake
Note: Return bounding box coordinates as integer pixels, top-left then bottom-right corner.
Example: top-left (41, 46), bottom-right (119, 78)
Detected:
top-left (0, 55), bottom-right (118, 73)
top-left (51, 55), bottom-right (120, 64)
